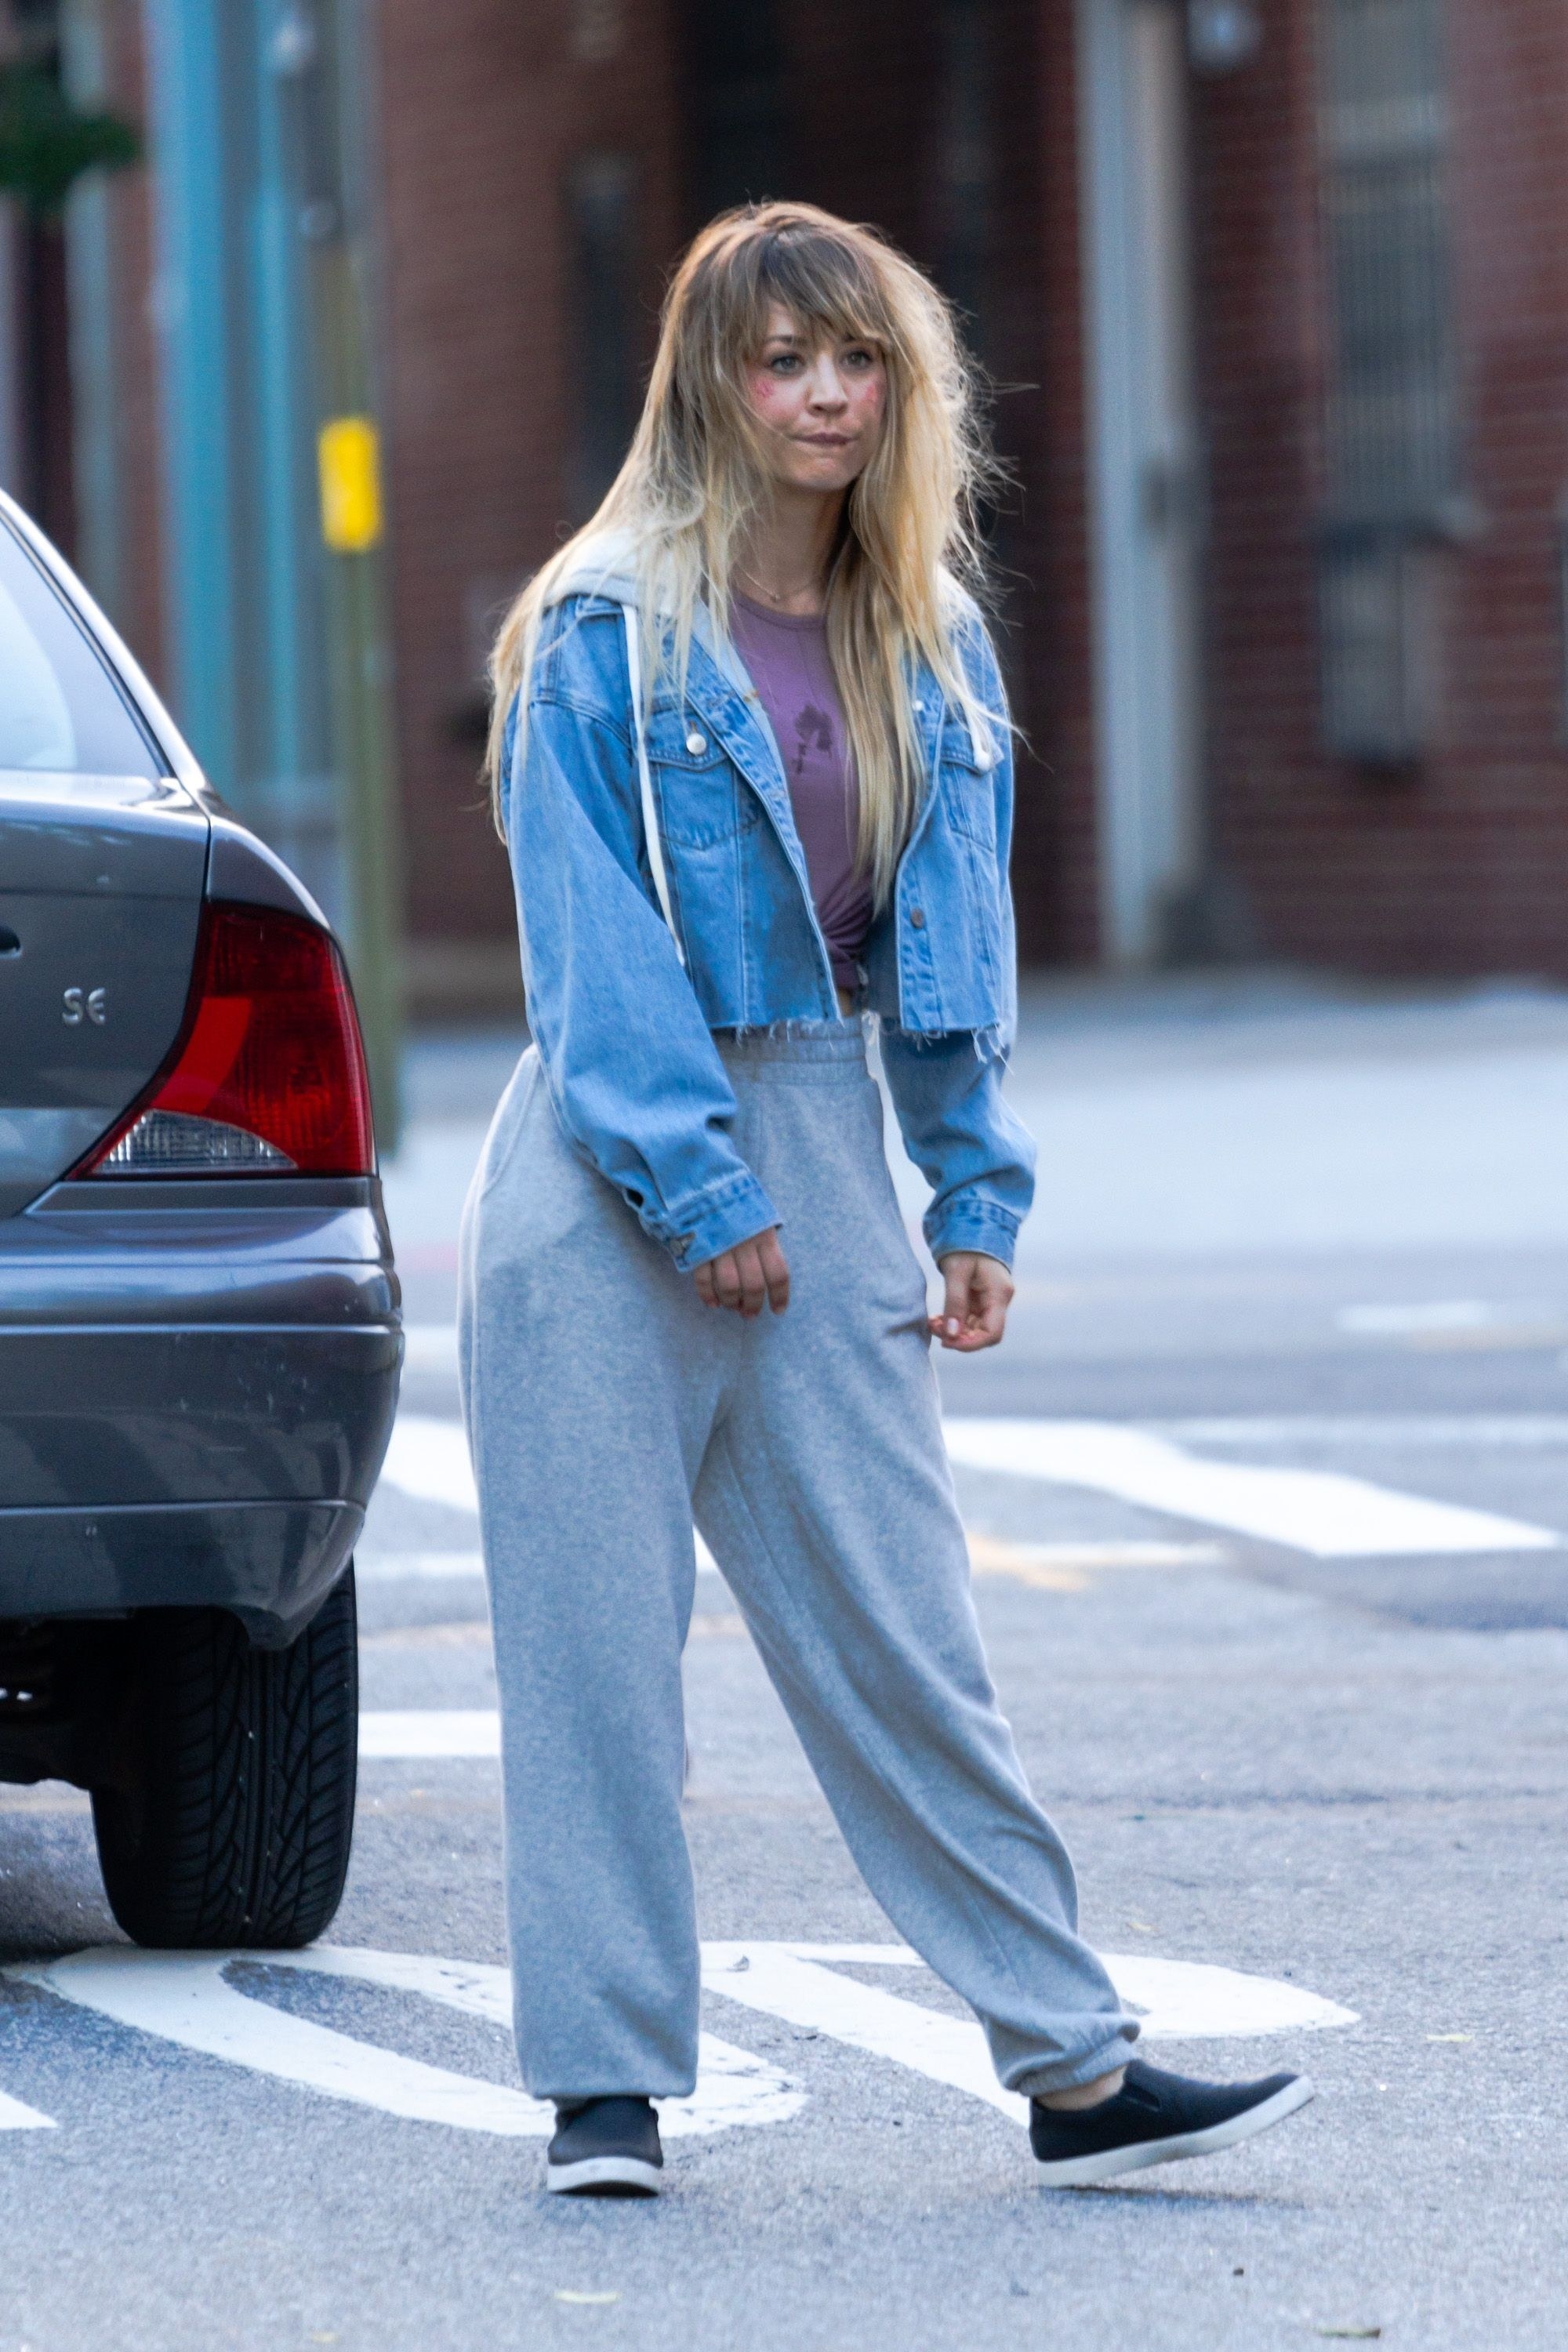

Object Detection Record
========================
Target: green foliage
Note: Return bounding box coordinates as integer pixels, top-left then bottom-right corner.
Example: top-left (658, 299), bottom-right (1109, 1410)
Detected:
top-left (0, 62), bottom-right (139, 220)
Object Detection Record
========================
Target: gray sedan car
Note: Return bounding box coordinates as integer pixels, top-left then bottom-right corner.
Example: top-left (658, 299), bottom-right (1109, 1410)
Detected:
top-left (0, 490), bottom-right (401, 1948)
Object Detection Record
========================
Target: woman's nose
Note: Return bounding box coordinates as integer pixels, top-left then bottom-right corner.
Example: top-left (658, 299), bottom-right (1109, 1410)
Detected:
top-left (807, 364), bottom-right (849, 409)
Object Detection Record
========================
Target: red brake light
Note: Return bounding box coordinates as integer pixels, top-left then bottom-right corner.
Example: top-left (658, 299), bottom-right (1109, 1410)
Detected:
top-left (81, 902), bottom-right (375, 1178)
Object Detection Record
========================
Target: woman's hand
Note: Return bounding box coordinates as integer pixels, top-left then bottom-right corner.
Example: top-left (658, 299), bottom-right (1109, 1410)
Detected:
top-left (931, 1251), bottom-right (1013, 1351)
top-left (693, 1227), bottom-right (791, 1317)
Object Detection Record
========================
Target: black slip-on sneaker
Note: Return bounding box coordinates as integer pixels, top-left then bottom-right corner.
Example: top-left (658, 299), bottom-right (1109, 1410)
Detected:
top-left (1030, 2059), bottom-right (1314, 2188)
top-left (546, 2096), bottom-right (664, 2197)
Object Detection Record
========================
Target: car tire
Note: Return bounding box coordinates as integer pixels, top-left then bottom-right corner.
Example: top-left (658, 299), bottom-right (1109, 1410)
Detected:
top-left (92, 1567), bottom-right (358, 1950)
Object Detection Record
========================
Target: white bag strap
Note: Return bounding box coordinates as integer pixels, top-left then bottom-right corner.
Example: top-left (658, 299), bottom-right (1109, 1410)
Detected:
top-left (621, 602), bottom-right (685, 967)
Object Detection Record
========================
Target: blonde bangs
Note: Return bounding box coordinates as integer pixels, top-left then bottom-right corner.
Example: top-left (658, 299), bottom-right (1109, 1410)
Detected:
top-left (488, 201), bottom-right (1004, 906)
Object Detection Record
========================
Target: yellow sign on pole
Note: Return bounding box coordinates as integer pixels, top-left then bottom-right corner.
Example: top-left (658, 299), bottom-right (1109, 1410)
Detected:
top-left (318, 416), bottom-right (383, 552)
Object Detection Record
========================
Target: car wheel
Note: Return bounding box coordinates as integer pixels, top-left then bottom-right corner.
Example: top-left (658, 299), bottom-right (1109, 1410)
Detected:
top-left (92, 1567), bottom-right (358, 1950)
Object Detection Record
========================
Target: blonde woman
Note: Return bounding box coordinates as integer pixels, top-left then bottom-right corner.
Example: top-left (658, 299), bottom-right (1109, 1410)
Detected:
top-left (463, 203), bottom-right (1312, 2195)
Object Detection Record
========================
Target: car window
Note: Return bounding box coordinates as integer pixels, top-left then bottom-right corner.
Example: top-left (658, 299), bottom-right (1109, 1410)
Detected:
top-left (0, 521), bottom-right (159, 777)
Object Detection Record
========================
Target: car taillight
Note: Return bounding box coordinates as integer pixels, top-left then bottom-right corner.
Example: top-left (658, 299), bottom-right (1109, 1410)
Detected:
top-left (78, 901), bottom-right (375, 1178)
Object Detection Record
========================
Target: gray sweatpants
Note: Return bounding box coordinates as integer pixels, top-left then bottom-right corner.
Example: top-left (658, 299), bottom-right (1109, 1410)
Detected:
top-left (458, 1025), bottom-right (1138, 2102)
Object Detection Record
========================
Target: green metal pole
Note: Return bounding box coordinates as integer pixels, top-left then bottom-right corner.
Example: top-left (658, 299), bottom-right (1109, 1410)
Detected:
top-left (299, 0), bottom-right (403, 1152)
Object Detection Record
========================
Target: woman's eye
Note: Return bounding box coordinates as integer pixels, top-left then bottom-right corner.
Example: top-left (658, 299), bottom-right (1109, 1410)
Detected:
top-left (842, 347), bottom-right (876, 371)
top-left (768, 353), bottom-right (803, 374)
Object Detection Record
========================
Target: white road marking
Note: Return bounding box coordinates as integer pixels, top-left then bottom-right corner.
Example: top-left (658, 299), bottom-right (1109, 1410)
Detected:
top-left (355, 1552), bottom-right (485, 1583)
top-left (379, 1414), bottom-right (476, 1510)
top-left (354, 1544), bottom-right (723, 1586)
top-left (1156, 1417), bottom-right (1568, 1450)
top-left (5, 1940), bottom-right (1352, 2142)
top-left (360, 1710), bottom-right (499, 1758)
top-left (1098, 1951), bottom-right (1359, 2040)
top-left (1337, 1301), bottom-right (1499, 1335)
top-left (702, 1944), bottom-right (1356, 2128)
top-left (1336, 1301), bottom-right (1568, 1353)
top-left (382, 1410), bottom-right (1560, 1558)
top-left (402, 1324), bottom-right (462, 1372)
top-left (13, 1947), bottom-right (546, 2135)
top-left (942, 1419), bottom-right (1559, 1559)
top-left (6, 1947), bottom-right (800, 2140)
top-left (703, 1944), bottom-right (1022, 2121)
top-left (376, 1422), bottom-right (721, 1575)
top-left (967, 1534), bottom-right (1222, 1587)
top-left (268, 1947), bottom-right (798, 2138)
top-left (0, 2087), bottom-right (55, 2129)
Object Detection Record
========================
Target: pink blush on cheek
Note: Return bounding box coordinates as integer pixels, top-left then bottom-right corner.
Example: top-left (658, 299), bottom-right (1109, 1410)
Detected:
top-left (745, 370), bottom-right (788, 414)
top-left (854, 376), bottom-right (887, 423)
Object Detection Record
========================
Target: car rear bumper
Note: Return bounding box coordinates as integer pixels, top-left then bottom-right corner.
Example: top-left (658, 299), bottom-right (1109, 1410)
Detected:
top-left (0, 1177), bottom-right (401, 1644)
top-left (0, 1501), bottom-right (361, 1646)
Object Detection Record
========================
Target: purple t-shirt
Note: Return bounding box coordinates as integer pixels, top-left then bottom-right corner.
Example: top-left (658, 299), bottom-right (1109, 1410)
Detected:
top-left (729, 591), bottom-right (873, 991)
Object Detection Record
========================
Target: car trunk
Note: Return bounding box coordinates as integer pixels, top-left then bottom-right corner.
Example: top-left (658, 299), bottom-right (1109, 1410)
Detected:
top-left (0, 776), bottom-right (209, 1216)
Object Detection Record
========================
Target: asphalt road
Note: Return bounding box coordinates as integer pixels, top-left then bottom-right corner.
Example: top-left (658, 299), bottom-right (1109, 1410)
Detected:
top-left (3, 976), bottom-right (1567, 2350)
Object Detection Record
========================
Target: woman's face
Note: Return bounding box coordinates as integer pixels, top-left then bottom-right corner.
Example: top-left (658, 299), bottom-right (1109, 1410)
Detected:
top-left (742, 305), bottom-right (887, 495)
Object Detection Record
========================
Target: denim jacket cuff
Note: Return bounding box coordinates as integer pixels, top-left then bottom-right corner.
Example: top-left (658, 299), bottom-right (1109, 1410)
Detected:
top-left (924, 1198), bottom-right (1021, 1272)
top-left (659, 1171), bottom-right (782, 1272)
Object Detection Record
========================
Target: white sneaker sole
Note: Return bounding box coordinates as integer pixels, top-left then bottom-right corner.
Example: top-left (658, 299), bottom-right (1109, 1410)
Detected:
top-left (546, 2153), bottom-right (663, 2197)
top-left (1035, 2074), bottom-right (1316, 2189)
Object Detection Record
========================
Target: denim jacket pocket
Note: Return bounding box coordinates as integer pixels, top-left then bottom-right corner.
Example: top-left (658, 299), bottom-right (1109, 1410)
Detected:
top-left (645, 713), bottom-right (762, 850)
top-left (936, 714), bottom-right (1000, 849)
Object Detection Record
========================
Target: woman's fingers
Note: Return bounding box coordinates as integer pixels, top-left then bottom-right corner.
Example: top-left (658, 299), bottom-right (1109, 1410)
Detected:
top-left (733, 1239), bottom-right (768, 1316)
top-left (713, 1249), bottom-right (744, 1310)
top-left (971, 1257), bottom-right (1013, 1345)
top-left (695, 1249), bottom-right (739, 1308)
top-left (692, 1229), bottom-right (790, 1315)
top-left (931, 1250), bottom-right (1014, 1351)
top-left (937, 1256), bottom-right (972, 1343)
top-left (757, 1228), bottom-right (792, 1314)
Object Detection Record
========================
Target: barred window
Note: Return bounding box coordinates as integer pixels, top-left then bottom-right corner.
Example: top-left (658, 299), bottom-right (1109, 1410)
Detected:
top-left (1321, 0), bottom-right (1454, 524)
top-left (1318, 0), bottom-right (1456, 760)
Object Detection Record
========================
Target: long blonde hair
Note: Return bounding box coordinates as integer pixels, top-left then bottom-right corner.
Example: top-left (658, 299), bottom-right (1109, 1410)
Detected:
top-left (487, 201), bottom-right (1002, 905)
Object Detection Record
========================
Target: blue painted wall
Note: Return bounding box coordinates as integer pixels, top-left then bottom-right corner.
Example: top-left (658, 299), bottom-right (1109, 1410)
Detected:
top-left (143, 0), bottom-right (343, 928)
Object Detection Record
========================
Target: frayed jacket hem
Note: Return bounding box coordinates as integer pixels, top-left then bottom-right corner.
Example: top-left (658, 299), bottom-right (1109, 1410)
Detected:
top-left (876, 1017), bottom-right (1011, 1065)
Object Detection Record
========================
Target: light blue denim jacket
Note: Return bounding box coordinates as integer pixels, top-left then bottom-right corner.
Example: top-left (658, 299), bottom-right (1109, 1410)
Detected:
top-left (501, 546), bottom-right (1036, 1272)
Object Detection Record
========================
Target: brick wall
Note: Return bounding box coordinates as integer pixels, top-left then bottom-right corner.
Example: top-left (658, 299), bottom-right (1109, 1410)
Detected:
top-left (369, 0), bottom-right (1568, 997)
top-left (1191, 4), bottom-right (1326, 963)
top-left (372, 0), bottom-right (682, 1012)
top-left (371, 0), bottom-right (1102, 1003)
top-left (1196, 0), bottom-right (1568, 976)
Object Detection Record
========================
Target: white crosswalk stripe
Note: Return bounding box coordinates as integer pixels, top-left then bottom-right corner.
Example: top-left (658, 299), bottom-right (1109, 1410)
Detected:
top-left (4, 1940), bottom-right (1354, 2143)
top-left (379, 1408), bottom-right (1562, 1560)
top-left (355, 1552), bottom-right (484, 1582)
top-left (360, 1710), bottom-right (499, 1758)
top-left (9, 1947), bottom-right (799, 2140)
top-left (0, 2088), bottom-right (56, 2130)
top-left (941, 1418), bottom-right (1559, 1558)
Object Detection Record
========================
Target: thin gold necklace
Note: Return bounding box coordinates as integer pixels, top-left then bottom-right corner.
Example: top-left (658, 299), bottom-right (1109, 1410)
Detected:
top-left (736, 564), bottom-right (824, 607)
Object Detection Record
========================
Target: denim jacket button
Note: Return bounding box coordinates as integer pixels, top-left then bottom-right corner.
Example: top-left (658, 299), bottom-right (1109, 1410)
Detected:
top-left (685, 730), bottom-right (706, 756)
top-left (909, 906), bottom-right (927, 929)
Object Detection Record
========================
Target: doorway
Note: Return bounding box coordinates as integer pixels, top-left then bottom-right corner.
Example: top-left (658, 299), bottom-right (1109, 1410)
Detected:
top-left (1076, 0), bottom-right (1206, 964)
